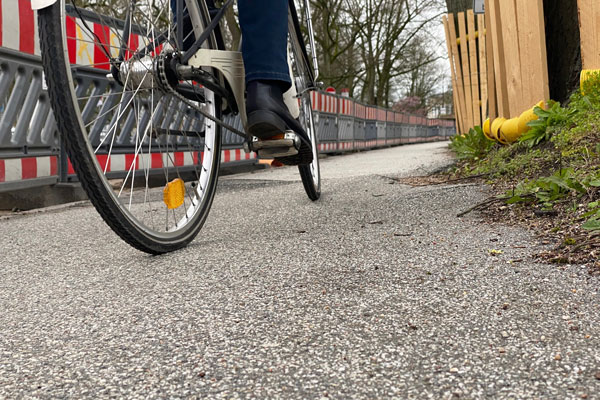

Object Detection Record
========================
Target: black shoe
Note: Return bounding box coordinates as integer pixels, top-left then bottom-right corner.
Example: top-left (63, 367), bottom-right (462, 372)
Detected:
top-left (246, 80), bottom-right (313, 165)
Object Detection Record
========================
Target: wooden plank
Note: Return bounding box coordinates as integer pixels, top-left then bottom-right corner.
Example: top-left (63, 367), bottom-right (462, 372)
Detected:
top-left (578, 0), bottom-right (600, 69)
top-left (498, 0), bottom-right (522, 116)
top-left (488, 0), bottom-right (509, 118)
top-left (529, 0), bottom-right (550, 102)
top-left (515, 0), bottom-right (549, 110)
top-left (485, 0), bottom-right (497, 122)
top-left (450, 77), bottom-right (463, 135)
top-left (449, 19), bottom-right (467, 134)
top-left (578, 0), bottom-right (592, 69)
top-left (443, 16), bottom-right (460, 133)
top-left (467, 10), bottom-right (481, 126)
top-left (515, 0), bottom-right (534, 111)
top-left (443, 16), bottom-right (463, 134)
top-left (597, 1), bottom-right (600, 67)
top-left (477, 14), bottom-right (489, 120)
top-left (457, 12), bottom-right (474, 130)
top-left (447, 15), bottom-right (469, 133)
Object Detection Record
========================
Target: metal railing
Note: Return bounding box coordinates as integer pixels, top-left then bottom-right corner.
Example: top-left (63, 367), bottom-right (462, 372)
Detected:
top-left (0, 14), bottom-right (455, 191)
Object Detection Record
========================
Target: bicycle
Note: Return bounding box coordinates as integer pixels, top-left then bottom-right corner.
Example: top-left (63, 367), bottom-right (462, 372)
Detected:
top-left (34, 0), bottom-right (321, 254)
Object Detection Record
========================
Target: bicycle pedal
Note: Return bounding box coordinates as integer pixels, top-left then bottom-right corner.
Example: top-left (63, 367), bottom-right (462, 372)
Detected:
top-left (257, 146), bottom-right (299, 159)
top-left (244, 130), bottom-right (301, 159)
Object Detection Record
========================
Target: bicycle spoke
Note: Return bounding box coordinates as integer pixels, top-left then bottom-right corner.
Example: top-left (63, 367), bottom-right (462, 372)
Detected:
top-left (41, 0), bottom-right (223, 252)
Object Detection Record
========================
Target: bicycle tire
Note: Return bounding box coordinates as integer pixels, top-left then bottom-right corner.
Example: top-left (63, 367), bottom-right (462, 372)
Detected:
top-left (288, 4), bottom-right (321, 201)
top-left (38, 1), bottom-right (222, 254)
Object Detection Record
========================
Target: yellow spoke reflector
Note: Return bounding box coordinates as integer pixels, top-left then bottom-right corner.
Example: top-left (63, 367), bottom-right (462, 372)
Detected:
top-left (163, 178), bottom-right (185, 210)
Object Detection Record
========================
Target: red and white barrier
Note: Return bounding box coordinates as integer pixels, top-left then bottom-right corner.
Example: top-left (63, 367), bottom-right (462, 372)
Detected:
top-left (355, 104), bottom-right (366, 120)
top-left (65, 150), bottom-right (256, 174)
top-left (311, 91), bottom-right (338, 114)
top-left (339, 98), bottom-right (353, 116)
top-left (318, 142), bottom-right (336, 152)
top-left (1, 0), bottom-right (40, 55)
top-left (366, 106), bottom-right (377, 121)
top-left (0, 150), bottom-right (256, 184)
top-left (338, 142), bottom-right (353, 151)
top-left (0, 1), bottom-right (152, 68)
top-left (65, 15), bottom-right (150, 69)
top-left (0, 156), bottom-right (57, 183)
top-left (221, 148), bottom-right (256, 164)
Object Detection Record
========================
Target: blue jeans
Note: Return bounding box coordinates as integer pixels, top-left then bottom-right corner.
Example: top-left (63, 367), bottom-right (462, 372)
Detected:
top-left (171, 0), bottom-right (291, 87)
top-left (238, 0), bottom-right (291, 87)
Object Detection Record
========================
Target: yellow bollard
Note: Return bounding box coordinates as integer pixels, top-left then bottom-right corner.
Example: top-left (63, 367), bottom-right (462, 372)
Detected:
top-left (499, 117), bottom-right (521, 143)
top-left (580, 69), bottom-right (600, 94)
top-left (518, 100), bottom-right (545, 134)
top-left (491, 117), bottom-right (507, 144)
top-left (482, 118), bottom-right (495, 141)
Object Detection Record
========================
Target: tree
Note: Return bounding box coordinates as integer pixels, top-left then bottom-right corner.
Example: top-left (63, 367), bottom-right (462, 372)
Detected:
top-left (400, 37), bottom-right (445, 108)
top-left (309, 0), bottom-right (362, 95)
top-left (445, 0), bottom-right (472, 14)
top-left (542, 0), bottom-right (581, 104)
top-left (344, 0), bottom-right (445, 107)
top-left (393, 96), bottom-right (427, 116)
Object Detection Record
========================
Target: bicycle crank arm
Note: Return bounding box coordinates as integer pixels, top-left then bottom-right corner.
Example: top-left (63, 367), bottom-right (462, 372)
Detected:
top-left (244, 131), bottom-right (301, 159)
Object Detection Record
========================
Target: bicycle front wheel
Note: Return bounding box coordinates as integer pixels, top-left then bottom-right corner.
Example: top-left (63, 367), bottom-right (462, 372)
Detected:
top-left (38, 0), bottom-right (222, 254)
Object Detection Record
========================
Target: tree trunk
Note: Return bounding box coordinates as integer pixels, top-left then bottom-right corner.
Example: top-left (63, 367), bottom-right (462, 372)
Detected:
top-left (445, 0), bottom-right (472, 14)
top-left (543, 0), bottom-right (581, 104)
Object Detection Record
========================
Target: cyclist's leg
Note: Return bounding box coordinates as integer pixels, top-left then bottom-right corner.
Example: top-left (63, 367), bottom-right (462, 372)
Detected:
top-left (172, 0), bottom-right (290, 89)
top-left (238, 0), bottom-right (291, 88)
top-left (238, 0), bottom-right (312, 165)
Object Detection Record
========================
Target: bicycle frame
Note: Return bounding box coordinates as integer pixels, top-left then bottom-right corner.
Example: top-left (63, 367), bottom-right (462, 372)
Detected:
top-left (33, 0), bottom-right (319, 140)
top-left (185, 0), bottom-right (318, 139)
top-left (188, 48), bottom-right (248, 131)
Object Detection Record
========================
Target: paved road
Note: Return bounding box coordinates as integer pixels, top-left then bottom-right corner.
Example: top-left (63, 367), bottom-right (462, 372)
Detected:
top-left (1, 142), bottom-right (599, 399)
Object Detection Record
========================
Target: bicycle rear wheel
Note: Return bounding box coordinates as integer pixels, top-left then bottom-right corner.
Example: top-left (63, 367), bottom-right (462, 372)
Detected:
top-left (288, 3), bottom-right (321, 201)
top-left (38, 0), bottom-right (222, 254)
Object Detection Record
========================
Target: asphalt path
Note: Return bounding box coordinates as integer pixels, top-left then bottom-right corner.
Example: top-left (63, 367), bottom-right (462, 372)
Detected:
top-left (1, 142), bottom-right (599, 399)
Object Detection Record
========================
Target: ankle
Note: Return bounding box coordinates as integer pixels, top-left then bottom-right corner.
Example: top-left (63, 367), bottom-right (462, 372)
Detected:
top-left (247, 79), bottom-right (289, 95)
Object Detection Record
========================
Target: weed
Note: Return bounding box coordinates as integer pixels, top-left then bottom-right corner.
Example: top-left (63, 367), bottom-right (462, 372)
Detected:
top-left (519, 101), bottom-right (574, 148)
top-left (506, 168), bottom-right (588, 205)
top-left (448, 126), bottom-right (495, 162)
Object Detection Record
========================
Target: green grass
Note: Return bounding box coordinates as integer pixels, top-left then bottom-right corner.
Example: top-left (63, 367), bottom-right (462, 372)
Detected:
top-left (448, 73), bottom-right (600, 233)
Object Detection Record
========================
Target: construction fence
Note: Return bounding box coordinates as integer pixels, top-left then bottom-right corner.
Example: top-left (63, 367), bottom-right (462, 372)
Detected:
top-left (0, 0), bottom-right (455, 193)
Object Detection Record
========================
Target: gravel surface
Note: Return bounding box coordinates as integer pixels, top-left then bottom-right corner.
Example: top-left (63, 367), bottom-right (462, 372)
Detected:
top-left (1, 142), bottom-right (599, 399)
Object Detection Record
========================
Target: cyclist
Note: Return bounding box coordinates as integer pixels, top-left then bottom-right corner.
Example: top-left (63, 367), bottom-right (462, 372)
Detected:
top-left (173, 0), bottom-right (313, 165)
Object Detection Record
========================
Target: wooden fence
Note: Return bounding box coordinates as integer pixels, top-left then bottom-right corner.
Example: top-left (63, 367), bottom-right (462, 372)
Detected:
top-left (443, 11), bottom-right (487, 135)
top-left (444, 1), bottom-right (549, 135)
top-left (445, 0), bottom-right (600, 137)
